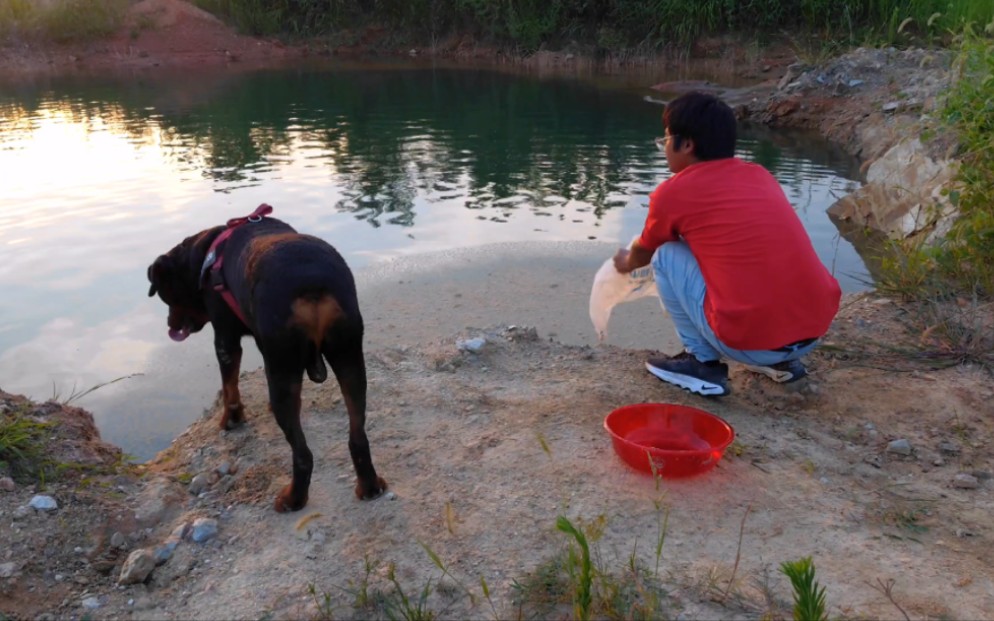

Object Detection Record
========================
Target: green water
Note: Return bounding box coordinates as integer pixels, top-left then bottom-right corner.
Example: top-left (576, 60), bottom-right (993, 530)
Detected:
top-left (0, 62), bottom-right (866, 458)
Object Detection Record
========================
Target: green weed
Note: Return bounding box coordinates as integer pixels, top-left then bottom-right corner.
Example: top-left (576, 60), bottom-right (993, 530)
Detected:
top-left (383, 562), bottom-right (436, 621)
top-left (556, 516), bottom-right (593, 621)
top-left (0, 406), bottom-right (54, 483)
top-left (52, 373), bottom-right (142, 406)
top-left (0, 0), bottom-right (128, 42)
top-left (780, 556), bottom-right (828, 621)
top-left (308, 583), bottom-right (336, 621)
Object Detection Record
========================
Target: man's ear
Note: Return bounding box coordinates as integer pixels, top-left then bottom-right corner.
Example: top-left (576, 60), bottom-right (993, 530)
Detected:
top-left (147, 255), bottom-right (169, 297)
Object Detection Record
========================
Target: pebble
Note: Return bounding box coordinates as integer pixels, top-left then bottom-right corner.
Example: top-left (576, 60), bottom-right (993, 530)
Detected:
top-left (153, 539), bottom-right (180, 566)
top-left (81, 596), bottom-right (102, 609)
top-left (188, 473), bottom-right (211, 496)
top-left (118, 549), bottom-right (156, 585)
top-left (886, 439), bottom-right (912, 456)
top-left (952, 473), bottom-right (979, 489)
top-left (938, 441), bottom-right (961, 455)
top-left (456, 336), bottom-right (486, 352)
top-left (111, 532), bottom-right (127, 549)
top-left (0, 476), bottom-right (14, 492)
top-left (190, 517), bottom-right (219, 543)
top-left (29, 495), bottom-right (58, 511)
top-left (0, 561), bottom-right (17, 578)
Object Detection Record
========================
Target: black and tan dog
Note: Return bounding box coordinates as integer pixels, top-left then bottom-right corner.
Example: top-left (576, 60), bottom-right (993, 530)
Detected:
top-left (147, 204), bottom-right (386, 512)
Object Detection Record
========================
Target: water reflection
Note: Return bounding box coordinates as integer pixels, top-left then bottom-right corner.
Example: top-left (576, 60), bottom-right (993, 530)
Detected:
top-left (0, 64), bottom-right (870, 458)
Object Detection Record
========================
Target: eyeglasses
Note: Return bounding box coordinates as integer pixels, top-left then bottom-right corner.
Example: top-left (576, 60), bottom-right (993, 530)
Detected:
top-left (654, 134), bottom-right (677, 152)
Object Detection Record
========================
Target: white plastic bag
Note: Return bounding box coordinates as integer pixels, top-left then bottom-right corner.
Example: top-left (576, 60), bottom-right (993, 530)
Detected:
top-left (589, 243), bottom-right (659, 342)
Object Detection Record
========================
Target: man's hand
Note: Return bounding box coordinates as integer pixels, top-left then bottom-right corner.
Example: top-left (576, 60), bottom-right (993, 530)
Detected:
top-left (612, 247), bottom-right (631, 273)
top-left (613, 240), bottom-right (654, 274)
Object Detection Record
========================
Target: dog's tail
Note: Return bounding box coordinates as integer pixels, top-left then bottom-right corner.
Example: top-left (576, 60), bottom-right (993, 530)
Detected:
top-left (291, 294), bottom-right (342, 383)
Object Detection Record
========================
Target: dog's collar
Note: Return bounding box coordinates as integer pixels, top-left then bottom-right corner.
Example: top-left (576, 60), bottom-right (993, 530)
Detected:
top-left (200, 203), bottom-right (273, 326)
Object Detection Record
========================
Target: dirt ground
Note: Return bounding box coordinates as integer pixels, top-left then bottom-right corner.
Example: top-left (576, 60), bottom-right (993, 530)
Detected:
top-left (2, 2), bottom-right (993, 620)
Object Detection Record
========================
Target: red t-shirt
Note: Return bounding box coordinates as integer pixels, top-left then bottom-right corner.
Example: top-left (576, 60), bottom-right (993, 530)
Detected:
top-left (638, 157), bottom-right (841, 350)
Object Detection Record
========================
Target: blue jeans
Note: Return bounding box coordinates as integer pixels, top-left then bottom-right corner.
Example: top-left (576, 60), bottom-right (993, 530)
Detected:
top-left (651, 242), bottom-right (818, 365)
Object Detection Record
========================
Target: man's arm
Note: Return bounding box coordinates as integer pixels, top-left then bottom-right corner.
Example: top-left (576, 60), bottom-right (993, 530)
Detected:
top-left (612, 238), bottom-right (654, 273)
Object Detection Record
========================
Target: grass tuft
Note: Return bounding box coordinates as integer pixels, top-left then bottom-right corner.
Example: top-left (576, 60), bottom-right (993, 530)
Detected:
top-left (0, 405), bottom-right (55, 483)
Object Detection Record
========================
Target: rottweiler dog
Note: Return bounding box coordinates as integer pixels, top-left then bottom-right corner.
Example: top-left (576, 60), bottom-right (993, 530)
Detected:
top-left (147, 205), bottom-right (386, 512)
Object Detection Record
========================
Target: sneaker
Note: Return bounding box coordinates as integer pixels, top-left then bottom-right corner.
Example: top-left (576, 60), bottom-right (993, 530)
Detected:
top-left (743, 359), bottom-right (808, 384)
top-left (645, 352), bottom-right (729, 397)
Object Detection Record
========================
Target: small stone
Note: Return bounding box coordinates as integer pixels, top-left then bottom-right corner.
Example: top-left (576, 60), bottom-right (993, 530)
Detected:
top-left (887, 439), bottom-right (913, 456)
top-left (118, 549), bottom-right (156, 585)
top-left (81, 596), bottom-right (102, 609)
top-left (457, 337), bottom-right (486, 352)
top-left (190, 518), bottom-right (219, 543)
top-left (952, 473), bottom-right (979, 489)
top-left (188, 473), bottom-right (211, 496)
top-left (12, 505), bottom-right (31, 520)
top-left (217, 475), bottom-right (236, 493)
top-left (153, 538), bottom-right (180, 566)
top-left (110, 532), bottom-right (127, 549)
top-left (171, 522), bottom-right (191, 541)
top-left (933, 457), bottom-right (945, 467)
top-left (0, 477), bottom-right (14, 492)
top-left (217, 461), bottom-right (232, 476)
top-left (938, 441), bottom-right (961, 455)
top-left (29, 495), bottom-right (58, 511)
top-left (0, 561), bottom-right (18, 578)
top-left (882, 101), bottom-right (900, 112)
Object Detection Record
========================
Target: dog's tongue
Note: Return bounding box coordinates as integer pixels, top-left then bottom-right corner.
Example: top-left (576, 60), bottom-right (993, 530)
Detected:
top-left (168, 327), bottom-right (190, 342)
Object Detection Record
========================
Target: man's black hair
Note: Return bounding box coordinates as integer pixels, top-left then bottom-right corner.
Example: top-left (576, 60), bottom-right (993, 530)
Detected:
top-left (662, 92), bottom-right (737, 161)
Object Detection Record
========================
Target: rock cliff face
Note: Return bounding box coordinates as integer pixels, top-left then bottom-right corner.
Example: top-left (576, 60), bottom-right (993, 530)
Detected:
top-left (751, 47), bottom-right (961, 240)
top-left (827, 138), bottom-right (959, 240)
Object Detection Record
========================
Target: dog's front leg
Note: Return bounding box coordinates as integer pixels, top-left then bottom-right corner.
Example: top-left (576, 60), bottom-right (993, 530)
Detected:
top-left (266, 367), bottom-right (312, 512)
top-left (214, 331), bottom-right (245, 430)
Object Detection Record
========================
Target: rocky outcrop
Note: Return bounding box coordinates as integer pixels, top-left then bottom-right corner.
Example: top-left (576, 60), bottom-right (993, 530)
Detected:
top-left (748, 47), bottom-right (961, 240)
top-left (826, 138), bottom-right (959, 239)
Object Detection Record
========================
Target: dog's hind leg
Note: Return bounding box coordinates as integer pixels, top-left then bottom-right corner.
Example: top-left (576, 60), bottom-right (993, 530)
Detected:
top-left (214, 329), bottom-right (245, 430)
top-left (325, 338), bottom-right (387, 500)
top-left (265, 363), bottom-right (312, 512)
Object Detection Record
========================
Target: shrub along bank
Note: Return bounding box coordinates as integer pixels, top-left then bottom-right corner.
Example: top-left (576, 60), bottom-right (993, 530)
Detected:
top-left (188, 0), bottom-right (993, 53)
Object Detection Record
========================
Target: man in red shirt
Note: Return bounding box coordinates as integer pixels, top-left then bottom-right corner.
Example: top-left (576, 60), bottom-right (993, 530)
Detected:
top-left (613, 92), bottom-right (841, 396)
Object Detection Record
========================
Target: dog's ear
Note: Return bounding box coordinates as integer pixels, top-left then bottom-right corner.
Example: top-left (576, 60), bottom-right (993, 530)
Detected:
top-left (147, 255), bottom-right (169, 297)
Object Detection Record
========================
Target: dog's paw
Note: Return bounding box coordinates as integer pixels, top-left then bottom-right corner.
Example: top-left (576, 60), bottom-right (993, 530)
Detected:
top-left (355, 476), bottom-right (388, 501)
top-left (274, 485), bottom-right (308, 512)
top-left (219, 404), bottom-right (246, 430)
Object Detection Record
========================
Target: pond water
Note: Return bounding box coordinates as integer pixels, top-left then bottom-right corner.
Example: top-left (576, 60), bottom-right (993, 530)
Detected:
top-left (0, 63), bottom-right (866, 460)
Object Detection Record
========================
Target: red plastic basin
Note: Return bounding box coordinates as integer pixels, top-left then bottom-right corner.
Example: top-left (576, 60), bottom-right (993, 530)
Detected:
top-left (604, 403), bottom-right (735, 477)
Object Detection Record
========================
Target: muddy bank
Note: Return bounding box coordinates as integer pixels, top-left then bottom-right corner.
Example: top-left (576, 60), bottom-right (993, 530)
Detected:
top-left (2, 292), bottom-right (993, 620)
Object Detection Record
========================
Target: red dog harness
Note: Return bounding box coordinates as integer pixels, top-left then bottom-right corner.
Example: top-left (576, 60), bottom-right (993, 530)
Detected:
top-left (200, 203), bottom-right (273, 326)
